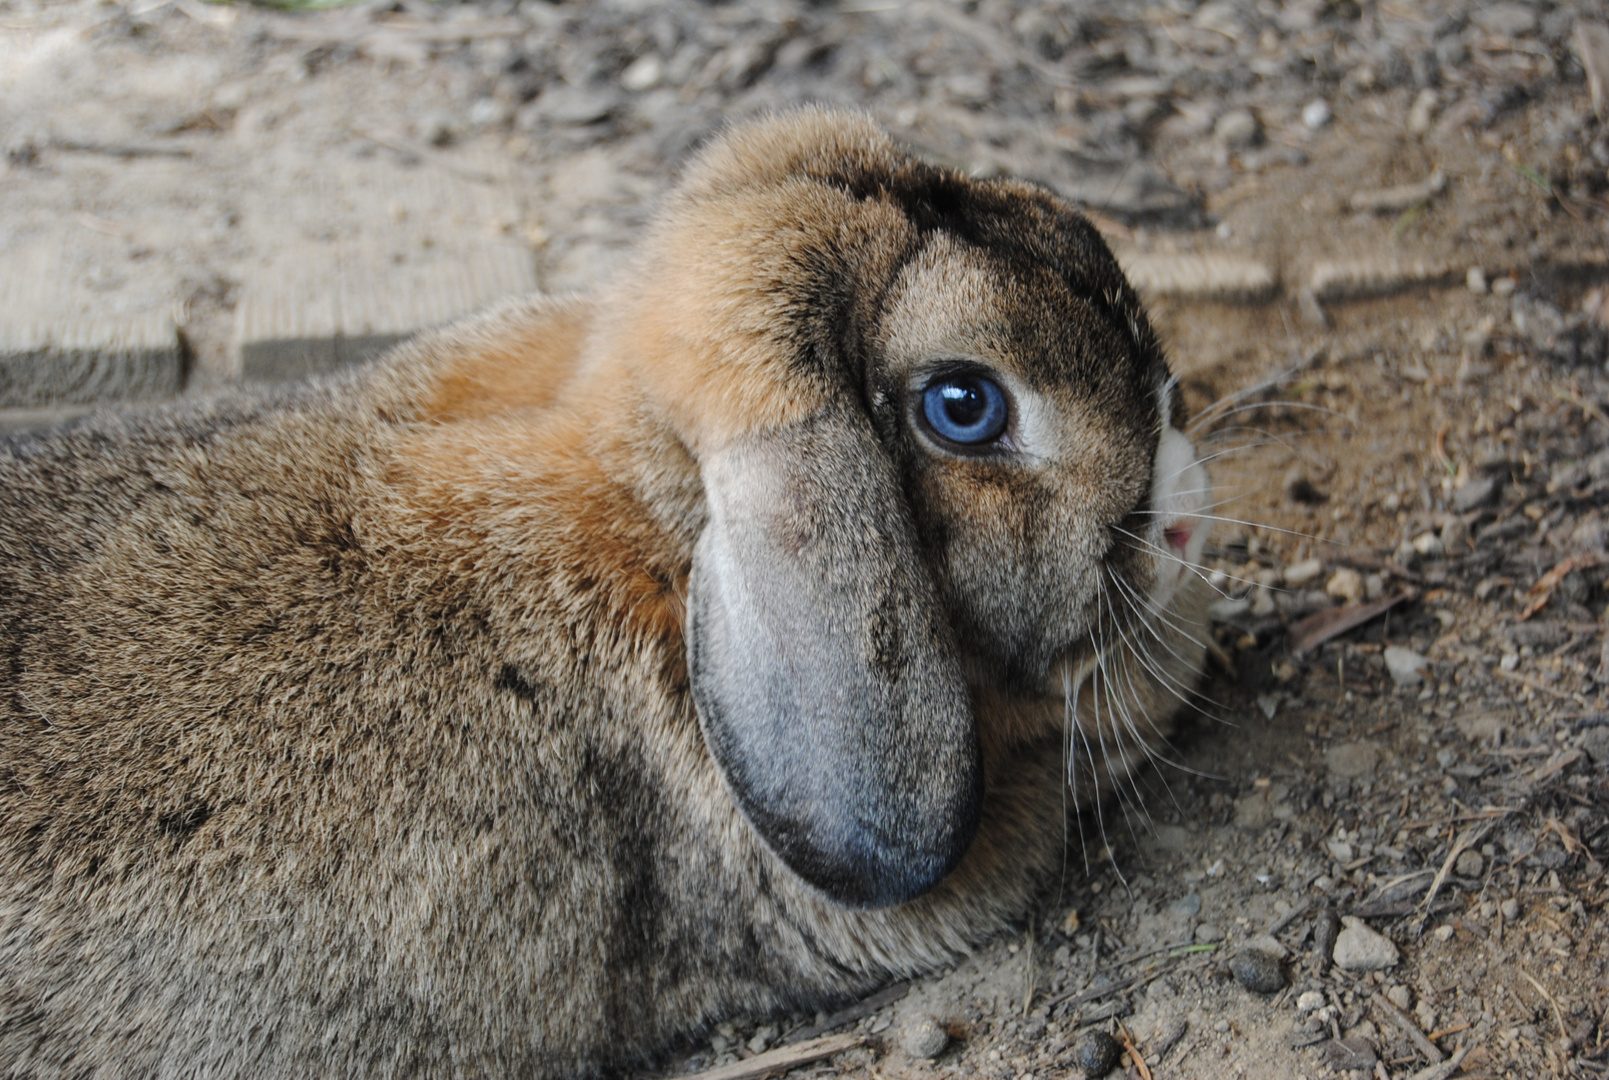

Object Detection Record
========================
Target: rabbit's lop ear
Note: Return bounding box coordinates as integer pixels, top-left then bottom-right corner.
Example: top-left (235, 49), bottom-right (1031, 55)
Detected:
top-left (688, 401), bottom-right (982, 909)
top-left (637, 109), bottom-right (983, 908)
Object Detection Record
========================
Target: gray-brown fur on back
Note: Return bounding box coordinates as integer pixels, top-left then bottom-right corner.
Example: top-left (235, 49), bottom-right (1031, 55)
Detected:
top-left (0, 110), bottom-right (1209, 1078)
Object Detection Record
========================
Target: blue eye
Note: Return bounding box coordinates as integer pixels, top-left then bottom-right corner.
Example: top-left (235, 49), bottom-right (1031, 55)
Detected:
top-left (922, 374), bottom-right (1009, 446)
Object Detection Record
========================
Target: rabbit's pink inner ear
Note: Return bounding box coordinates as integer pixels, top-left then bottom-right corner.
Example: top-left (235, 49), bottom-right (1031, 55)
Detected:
top-left (686, 403), bottom-right (982, 909)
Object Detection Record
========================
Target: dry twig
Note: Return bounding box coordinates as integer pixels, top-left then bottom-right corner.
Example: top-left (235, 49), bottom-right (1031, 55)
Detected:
top-left (1413, 818), bottom-right (1502, 936)
top-left (682, 1035), bottom-right (863, 1080)
top-left (1372, 992), bottom-right (1445, 1064)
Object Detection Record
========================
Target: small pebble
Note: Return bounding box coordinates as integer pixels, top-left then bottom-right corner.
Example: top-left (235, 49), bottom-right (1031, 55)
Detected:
top-left (1452, 476), bottom-right (1497, 512)
top-left (1325, 567), bottom-right (1364, 604)
top-left (900, 1016), bottom-right (949, 1059)
top-left (1492, 276), bottom-right (1517, 297)
top-left (747, 1024), bottom-right (778, 1054)
top-left (1410, 531), bottom-right (1443, 557)
top-left (1333, 916), bottom-right (1399, 972)
top-left (1467, 266), bottom-right (1488, 294)
top-left (1170, 892), bottom-right (1203, 918)
top-left (1471, 1), bottom-right (1536, 37)
top-left (1215, 107), bottom-right (1262, 149)
top-left (1433, 924), bottom-right (1455, 942)
top-left (1230, 950), bottom-right (1285, 994)
top-left (1406, 88), bottom-right (1440, 134)
top-left (1283, 557), bottom-right (1324, 586)
top-left (1454, 850), bottom-right (1484, 878)
top-left (1386, 984), bottom-right (1413, 1010)
top-left (1440, 516), bottom-right (1469, 552)
top-left (1071, 1031), bottom-right (1121, 1077)
top-left (1500, 898), bottom-right (1519, 921)
top-left (1301, 99), bottom-right (1331, 129)
top-left (1195, 922), bottom-right (1224, 944)
top-left (1383, 646), bottom-right (1427, 687)
top-left (620, 53), bottom-right (665, 92)
top-left (1297, 990), bottom-right (1326, 1012)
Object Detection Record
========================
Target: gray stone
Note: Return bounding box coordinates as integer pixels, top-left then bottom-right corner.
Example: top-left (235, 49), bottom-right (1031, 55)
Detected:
top-left (1471, 3), bottom-right (1537, 38)
top-left (1301, 99), bottom-right (1331, 129)
top-left (1454, 850), bottom-right (1484, 877)
top-left (1214, 108), bottom-right (1262, 149)
top-left (538, 86), bottom-right (620, 125)
top-left (1169, 892), bottom-right (1202, 918)
top-left (1582, 727), bottom-right (1609, 765)
top-left (746, 1024), bottom-right (777, 1054)
top-left (1323, 1036), bottom-right (1378, 1071)
top-left (1384, 646), bottom-right (1427, 687)
top-left (1325, 742), bottom-right (1382, 779)
top-left (1146, 1016), bottom-right (1188, 1059)
top-left (1234, 793), bottom-right (1273, 830)
top-left (1453, 476), bottom-right (1498, 513)
top-left (900, 1016), bottom-right (948, 1059)
top-left (1195, 922), bottom-right (1224, 944)
top-left (1333, 917), bottom-right (1399, 971)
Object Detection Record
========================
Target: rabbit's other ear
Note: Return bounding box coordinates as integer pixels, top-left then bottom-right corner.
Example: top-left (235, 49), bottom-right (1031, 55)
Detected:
top-left (688, 398), bottom-right (983, 909)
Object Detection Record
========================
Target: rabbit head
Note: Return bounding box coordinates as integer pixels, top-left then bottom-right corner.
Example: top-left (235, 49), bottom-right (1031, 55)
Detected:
top-left (597, 109), bottom-right (1211, 910)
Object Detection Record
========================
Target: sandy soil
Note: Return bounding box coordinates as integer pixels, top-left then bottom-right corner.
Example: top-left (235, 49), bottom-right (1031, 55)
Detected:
top-left (2, 0), bottom-right (1608, 1077)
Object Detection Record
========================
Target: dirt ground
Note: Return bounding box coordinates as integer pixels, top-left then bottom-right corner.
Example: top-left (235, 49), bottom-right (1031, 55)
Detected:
top-left (3, 0), bottom-right (1609, 1077)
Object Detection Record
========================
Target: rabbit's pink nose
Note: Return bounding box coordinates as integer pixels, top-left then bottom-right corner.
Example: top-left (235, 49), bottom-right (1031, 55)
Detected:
top-left (1164, 524), bottom-right (1192, 552)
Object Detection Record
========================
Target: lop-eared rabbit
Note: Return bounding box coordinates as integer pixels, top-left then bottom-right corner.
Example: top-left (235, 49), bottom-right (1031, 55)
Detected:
top-left (0, 109), bottom-right (1212, 1077)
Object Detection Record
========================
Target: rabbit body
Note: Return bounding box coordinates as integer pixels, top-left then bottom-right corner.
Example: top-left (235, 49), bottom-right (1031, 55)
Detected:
top-left (0, 111), bottom-right (1211, 1078)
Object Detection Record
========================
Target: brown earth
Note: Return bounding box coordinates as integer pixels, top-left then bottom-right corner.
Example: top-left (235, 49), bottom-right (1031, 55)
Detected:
top-left (2, 0), bottom-right (1608, 1077)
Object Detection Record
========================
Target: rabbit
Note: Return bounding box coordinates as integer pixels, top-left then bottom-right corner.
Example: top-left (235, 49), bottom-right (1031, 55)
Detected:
top-left (0, 107), bottom-right (1214, 1078)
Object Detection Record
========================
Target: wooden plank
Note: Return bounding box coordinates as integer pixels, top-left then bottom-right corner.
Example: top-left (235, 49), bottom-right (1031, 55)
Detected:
top-left (0, 245), bottom-right (181, 408)
top-left (233, 161), bottom-right (537, 381)
top-left (1117, 252), bottom-right (1278, 303)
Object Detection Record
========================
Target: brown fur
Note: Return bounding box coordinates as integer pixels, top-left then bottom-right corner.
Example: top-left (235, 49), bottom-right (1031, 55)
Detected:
top-left (0, 109), bottom-right (1207, 1077)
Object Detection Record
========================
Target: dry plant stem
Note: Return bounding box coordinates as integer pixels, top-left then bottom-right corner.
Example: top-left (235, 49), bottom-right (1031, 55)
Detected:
top-left (1413, 819), bottom-right (1500, 937)
top-left (1117, 1022), bottom-right (1153, 1080)
top-left (782, 984), bottom-right (909, 1045)
top-left (682, 1035), bottom-right (865, 1080)
top-left (1426, 1022), bottom-right (1471, 1042)
top-left (1288, 592), bottom-right (1412, 654)
top-left (1044, 964), bottom-right (1174, 1010)
top-left (1405, 1041), bottom-right (1474, 1080)
top-left (1266, 896), bottom-right (1313, 935)
top-left (1372, 992), bottom-right (1445, 1064)
top-left (1521, 971), bottom-right (1571, 1047)
top-left (1518, 553), bottom-right (1609, 621)
top-left (1491, 665), bottom-right (1591, 706)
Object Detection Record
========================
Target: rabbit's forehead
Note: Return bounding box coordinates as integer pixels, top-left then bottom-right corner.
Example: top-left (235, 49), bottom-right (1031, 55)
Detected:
top-left (875, 234), bottom-right (1156, 458)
